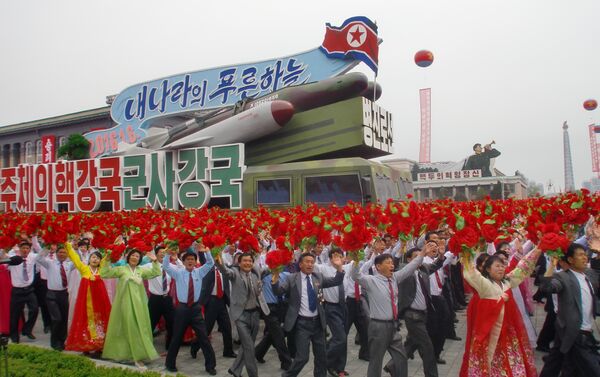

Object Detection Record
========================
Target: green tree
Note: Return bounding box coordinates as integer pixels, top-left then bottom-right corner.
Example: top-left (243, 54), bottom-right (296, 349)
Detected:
top-left (57, 134), bottom-right (90, 160)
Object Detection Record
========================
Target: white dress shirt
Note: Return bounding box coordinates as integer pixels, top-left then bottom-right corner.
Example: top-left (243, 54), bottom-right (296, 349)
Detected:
top-left (314, 262), bottom-right (346, 303)
top-left (410, 270), bottom-right (427, 311)
top-left (299, 272), bottom-right (318, 317)
top-left (344, 261), bottom-right (364, 299)
top-left (36, 256), bottom-right (74, 291)
top-left (146, 265), bottom-right (172, 295)
top-left (8, 252), bottom-right (39, 287)
top-left (571, 270), bottom-right (595, 331)
top-left (211, 268), bottom-right (225, 296)
top-left (424, 256), bottom-right (443, 296)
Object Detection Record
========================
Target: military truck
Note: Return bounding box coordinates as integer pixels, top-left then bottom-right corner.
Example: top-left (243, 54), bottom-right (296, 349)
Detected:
top-left (241, 157), bottom-right (412, 209)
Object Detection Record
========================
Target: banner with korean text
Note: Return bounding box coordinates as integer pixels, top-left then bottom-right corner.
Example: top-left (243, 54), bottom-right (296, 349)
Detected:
top-left (0, 144), bottom-right (244, 213)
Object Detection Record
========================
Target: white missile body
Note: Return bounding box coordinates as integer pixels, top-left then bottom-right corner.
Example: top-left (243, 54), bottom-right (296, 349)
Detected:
top-left (114, 100), bottom-right (294, 155)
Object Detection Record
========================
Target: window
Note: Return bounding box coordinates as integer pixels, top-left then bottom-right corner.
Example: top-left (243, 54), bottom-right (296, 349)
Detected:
top-left (256, 178), bottom-right (291, 205)
top-left (304, 174), bottom-right (362, 205)
top-left (59, 136), bottom-right (67, 147)
top-left (36, 140), bottom-right (42, 163)
top-left (374, 173), bottom-right (400, 202)
top-left (24, 142), bottom-right (34, 164)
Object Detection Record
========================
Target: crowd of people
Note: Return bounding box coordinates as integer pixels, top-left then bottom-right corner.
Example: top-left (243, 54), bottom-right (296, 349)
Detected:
top-left (1, 219), bottom-right (600, 377)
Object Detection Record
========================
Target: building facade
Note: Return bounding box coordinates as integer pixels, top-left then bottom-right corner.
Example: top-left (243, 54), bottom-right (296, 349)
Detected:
top-left (0, 107), bottom-right (111, 167)
top-left (382, 158), bottom-right (529, 201)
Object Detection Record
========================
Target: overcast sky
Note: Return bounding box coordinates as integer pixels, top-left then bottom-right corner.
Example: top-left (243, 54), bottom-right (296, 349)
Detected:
top-left (1, 0), bottom-right (599, 191)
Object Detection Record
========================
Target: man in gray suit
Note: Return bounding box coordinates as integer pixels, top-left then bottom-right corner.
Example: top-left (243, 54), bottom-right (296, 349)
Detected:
top-left (385, 243), bottom-right (443, 377)
top-left (272, 252), bottom-right (345, 377)
top-left (539, 243), bottom-right (600, 377)
top-left (351, 248), bottom-right (426, 377)
top-left (216, 252), bottom-right (270, 377)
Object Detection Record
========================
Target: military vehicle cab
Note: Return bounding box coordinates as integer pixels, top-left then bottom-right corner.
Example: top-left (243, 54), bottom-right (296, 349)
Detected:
top-left (242, 157), bottom-right (413, 209)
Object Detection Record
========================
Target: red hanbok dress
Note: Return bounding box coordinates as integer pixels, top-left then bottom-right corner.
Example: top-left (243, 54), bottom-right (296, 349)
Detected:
top-left (460, 253), bottom-right (537, 377)
top-left (64, 243), bottom-right (112, 352)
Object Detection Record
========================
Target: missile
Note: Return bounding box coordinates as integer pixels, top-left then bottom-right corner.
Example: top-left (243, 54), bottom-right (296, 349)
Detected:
top-left (114, 100), bottom-right (294, 155)
top-left (160, 71), bottom-right (373, 142)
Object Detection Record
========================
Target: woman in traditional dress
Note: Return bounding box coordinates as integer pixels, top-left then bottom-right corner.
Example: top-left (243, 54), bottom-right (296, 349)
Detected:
top-left (460, 246), bottom-right (541, 377)
top-left (64, 242), bottom-right (111, 354)
top-left (100, 248), bottom-right (161, 369)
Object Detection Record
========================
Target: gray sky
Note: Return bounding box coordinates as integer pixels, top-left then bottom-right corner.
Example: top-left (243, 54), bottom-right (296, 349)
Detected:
top-left (1, 0), bottom-right (599, 191)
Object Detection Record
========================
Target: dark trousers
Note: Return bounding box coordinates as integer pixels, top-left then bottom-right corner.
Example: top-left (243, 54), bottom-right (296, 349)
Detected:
top-left (34, 275), bottom-right (51, 328)
top-left (148, 293), bottom-right (174, 350)
top-left (537, 309), bottom-right (556, 349)
top-left (46, 290), bottom-right (69, 350)
top-left (539, 331), bottom-right (600, 377)
top-left (230, 310), bottom-right (260, 377)
top-left (345, 297), bottom-right (369, 360)
top-left (441, 283), bottom-right (457, 338)
top-left (10, 286), bottom-right (38, 343)
top-left (324, 303), bottom-right (347, 372)
top-left (368, 319), bottom-right (406, 377)
top-left (200, 295), bottom-right (234, 355)
top-left (401, 309), bottom-right (438, 377)
top-left (283, 316), bottom-right (327, 377)
top-left (166, 303), bottom-right (216, 371)
top-left (450, 264), bottom-right (467, 306)
top-left (427, 295), bottom-right (447, 358)
top-left (255, 303), bottom-right (292, 367)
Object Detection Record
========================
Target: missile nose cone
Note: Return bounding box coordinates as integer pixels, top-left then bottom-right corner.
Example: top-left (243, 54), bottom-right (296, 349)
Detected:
top-left (271, 100), bottom-right (295, 126)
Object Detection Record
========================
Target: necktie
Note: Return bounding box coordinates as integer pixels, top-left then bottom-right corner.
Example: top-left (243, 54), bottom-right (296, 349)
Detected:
top-left (22, 259), bottom-right (29, 282)
top-left (354, 281), bottom-right (361, 302)
top-left (187, 272), bottom-right (194, 307)
top-left (306, 275), bottom-right (317, 312)
top-left (162, 269), bottom-right (168, 294)
top-left (338, 279), bottom-right (345, 304)
top-left (417, 273), bottom-right (433, 310)
top-left (216, 269), bottom-right (224, 298)
top-left (388, 278), bottom-right (398, 320)
top-left (435, 271), bottom-right (443, 289)
top-left (60, 261), bottom-right (67, 288)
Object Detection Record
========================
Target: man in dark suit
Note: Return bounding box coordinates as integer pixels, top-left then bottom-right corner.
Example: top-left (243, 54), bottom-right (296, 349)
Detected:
top-left (196, 253), bottom-right (236, 359)
top-left (272, 252), bottom-right (345, 377)
top-left (386, 244), bottom-right (443, 377)
top-left (539, 243), bottom-right (600, 377)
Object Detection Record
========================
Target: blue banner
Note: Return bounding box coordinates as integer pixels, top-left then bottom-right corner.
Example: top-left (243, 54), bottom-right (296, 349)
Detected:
top-left (85, 47), bottom-right (358, 157)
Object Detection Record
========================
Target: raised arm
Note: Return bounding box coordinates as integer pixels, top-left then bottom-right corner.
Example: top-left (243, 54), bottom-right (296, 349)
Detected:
top-left (65, 242), bottom-right (85, 274)
top-left (506, 247), bottom-right (541, 288)
top-left (162, 254), bottom-right (180, 278)
top-left (100, 256), bottom-right (122, 279)
top-left (393, 254), bottom-right (424, 283)
top-left (195, 250), bottom-right (215, 280)
top-left (140, 254), bottom-right (161, 279)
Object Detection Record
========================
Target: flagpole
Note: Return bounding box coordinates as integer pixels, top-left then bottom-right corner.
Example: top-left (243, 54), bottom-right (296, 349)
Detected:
top-left (373, 73), bottom-right (377, 102)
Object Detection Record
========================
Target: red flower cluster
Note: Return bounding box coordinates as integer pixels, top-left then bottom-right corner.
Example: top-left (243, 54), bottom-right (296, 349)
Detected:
top-left (265, 248), bottom-right (293, 272)
top-left (538, 232), bottom-right (571, 258)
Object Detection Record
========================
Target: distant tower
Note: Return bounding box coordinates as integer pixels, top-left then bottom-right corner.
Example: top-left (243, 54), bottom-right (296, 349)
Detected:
top-left (419, 88), bottom-right (431, 163)
top-left (563, 121), bottom-right (575, 191)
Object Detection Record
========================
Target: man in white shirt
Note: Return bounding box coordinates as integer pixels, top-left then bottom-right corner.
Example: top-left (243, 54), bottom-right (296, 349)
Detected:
top-left (144, 245), bottom-right (176, 353)
top-left (8, 241), bottom-right (40, 343)
top-left (314, 247), bottom-right (351, 377)
top-left (36, 244), bottom-right (73, 351)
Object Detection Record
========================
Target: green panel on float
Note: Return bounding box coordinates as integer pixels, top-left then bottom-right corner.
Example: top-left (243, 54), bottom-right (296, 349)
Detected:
top-left (245, 97), bottom-right (366, 165)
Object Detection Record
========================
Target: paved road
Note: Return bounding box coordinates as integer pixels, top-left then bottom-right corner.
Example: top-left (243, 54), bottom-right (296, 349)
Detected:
top-left (12, 299), bottom-right (570, 376)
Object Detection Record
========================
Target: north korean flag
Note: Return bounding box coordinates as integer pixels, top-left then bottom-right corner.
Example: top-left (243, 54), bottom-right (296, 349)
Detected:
top-left (320, 16), bottom-right (379, 74)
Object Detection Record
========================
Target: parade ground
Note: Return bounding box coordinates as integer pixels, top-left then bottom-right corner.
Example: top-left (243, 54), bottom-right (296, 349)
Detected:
top-left (13, 295), bottom-right (563, 377)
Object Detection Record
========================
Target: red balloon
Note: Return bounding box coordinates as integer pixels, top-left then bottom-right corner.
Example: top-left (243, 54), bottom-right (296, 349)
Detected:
top-left (415, 50), bottom-right (434, 67)
top-left (584, 99), bottom-right (598, 111)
